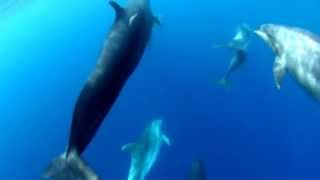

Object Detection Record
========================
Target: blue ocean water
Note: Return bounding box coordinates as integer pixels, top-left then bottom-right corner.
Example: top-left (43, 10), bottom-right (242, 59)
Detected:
top-left (0, 0), bottom-right (320, 179)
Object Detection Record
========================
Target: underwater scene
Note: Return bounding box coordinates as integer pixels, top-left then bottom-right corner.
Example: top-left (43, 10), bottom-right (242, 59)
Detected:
top-left (0, 0), bottom-right (320, 179)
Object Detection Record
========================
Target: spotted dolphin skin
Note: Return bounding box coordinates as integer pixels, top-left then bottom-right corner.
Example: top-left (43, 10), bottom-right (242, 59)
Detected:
top-left (189, 160), bottom-right (206, 180)
top-left (255, 24), bottom-right (320, 102)
top-left (42, 0), bottom-right (159, 179)
top-left (214, 23), bottom-right (252, 86)
top-left (122, 119), bottom-right (170, 180)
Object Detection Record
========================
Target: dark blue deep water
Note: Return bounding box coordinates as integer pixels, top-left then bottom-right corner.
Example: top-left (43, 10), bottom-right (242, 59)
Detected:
top-left (0, 0), bottom-right (320, 179)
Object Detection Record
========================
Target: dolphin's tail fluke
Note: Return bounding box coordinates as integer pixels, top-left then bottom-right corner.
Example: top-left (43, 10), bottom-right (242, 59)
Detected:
top-left (216, 78), bottom-right (230, 88)
top-left (41, 152), bottom-right (99, 180)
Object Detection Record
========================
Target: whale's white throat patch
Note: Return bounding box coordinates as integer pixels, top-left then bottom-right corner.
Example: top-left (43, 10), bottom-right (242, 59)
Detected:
top-left (129, 13), bottom-right (138, 26)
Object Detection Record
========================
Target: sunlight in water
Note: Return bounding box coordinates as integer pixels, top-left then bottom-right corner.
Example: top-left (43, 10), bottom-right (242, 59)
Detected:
top-left (0, 0), bottom-right (20, 11)
top-left (0, 0), bottom-right (33, 17)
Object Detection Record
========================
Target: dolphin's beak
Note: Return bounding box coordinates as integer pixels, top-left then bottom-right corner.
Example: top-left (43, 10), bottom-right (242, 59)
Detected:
top-left (254, 30), bottom-right (269, 42)
top-left (254, 29), bottom-right (279, 55)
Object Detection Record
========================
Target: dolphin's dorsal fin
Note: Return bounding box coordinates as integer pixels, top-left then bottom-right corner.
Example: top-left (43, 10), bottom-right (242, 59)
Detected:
top-left (273, 55), bottom-right (287, 89)
top-left (121, 143), bottom-right (137, 152)
top-left (162, 134), bottom-right (170, 145)
top-left (109, 1), bottom-right (125, 19)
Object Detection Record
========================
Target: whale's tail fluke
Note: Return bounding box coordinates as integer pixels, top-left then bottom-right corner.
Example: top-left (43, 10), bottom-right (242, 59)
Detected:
top-left (41, 152), bottom-right (99, 180)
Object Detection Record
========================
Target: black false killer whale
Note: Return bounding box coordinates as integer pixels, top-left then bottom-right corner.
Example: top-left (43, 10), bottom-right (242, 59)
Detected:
top-left (42, 0), bottom-right (159, 179)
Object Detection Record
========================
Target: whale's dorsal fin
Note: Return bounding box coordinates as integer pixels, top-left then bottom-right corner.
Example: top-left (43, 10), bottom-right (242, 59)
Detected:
top-left (162, 134), bottom-right (170, 146)
top-left (109, 1), bottom-right (125, 19)
top-left (122, 143), bottom-right (137, 152)
top-left (273, 55), bottom-right (287, 90)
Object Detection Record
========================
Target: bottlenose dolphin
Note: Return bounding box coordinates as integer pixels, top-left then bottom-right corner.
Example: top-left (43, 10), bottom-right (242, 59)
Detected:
top-left (189, 160), bottom-right (206, 180)
top-left (42, 0), bottom-right (159, 179)
top-left (214, 23), bottom-right (252, 86)
top-left (122, 119), bottom-right (170, 180)
top-left (255, 24), bottom-right (320, 102)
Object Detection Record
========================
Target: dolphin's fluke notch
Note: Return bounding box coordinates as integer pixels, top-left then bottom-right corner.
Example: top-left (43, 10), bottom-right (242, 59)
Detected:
top-left (41, 152), bottom-right (99, 180)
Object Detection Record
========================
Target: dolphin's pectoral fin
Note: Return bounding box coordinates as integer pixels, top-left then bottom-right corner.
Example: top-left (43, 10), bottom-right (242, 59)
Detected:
top-left (153, 16), bottom-right (161, 26)
top-left (109, 1), bottom-right (125, 19)
top-left (273, 56), bottom-right (287, 90)
top-left (162, 135), bottom-right (170, 146)
top-left (121, 143), bottom-right (137, 152)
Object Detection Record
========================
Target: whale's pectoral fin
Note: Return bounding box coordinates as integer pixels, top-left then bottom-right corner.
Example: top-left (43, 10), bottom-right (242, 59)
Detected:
top-left (109, 1), bottom-right (125, 19)
top-left (273, 56), bottom-right (287, 90)
top-left (153, 16), bottom-right (161, 26)
top-left (122, 143), bottom-right (137, 152)
top-left (162, 134), bottom-right (170, 146)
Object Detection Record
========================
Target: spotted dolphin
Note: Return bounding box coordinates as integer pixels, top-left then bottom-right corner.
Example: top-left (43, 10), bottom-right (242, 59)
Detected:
top-left (42, 0), bottom-right (159, 179)
top-left (255, 24), bottom-right (320, 102)
top-left (214, 23), bottom-right (252, 86)
top-left (122, 119), bottom-right (170, 180)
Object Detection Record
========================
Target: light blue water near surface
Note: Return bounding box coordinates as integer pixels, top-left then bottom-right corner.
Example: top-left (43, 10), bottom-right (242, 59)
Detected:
top-left (0, 0), bottom-right (320, 179)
